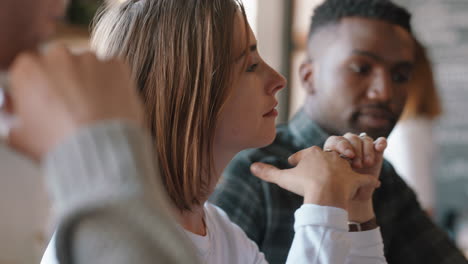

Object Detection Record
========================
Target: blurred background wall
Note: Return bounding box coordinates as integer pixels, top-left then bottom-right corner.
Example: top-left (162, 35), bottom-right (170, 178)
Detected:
top-left (397, 0), bottom-right (468, 250)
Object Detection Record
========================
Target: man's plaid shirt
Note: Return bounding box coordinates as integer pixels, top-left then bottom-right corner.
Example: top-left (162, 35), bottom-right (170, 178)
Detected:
top-left (211, 110), bottom-right (467, 264)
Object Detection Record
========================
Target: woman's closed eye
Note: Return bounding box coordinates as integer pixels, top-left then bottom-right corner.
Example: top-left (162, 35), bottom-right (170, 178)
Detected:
top-left (246, 63), bottom-right (259, 73)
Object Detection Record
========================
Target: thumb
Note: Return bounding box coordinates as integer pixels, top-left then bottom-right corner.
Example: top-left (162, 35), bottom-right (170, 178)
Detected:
top-left (288, 150), bottom-right (305, 166)
top-left (288, 146), bottom-right (322, 166)
top-left (250, 162), bottom-right (283, 184)
top-left (355, 172), bottom-right (381, 190)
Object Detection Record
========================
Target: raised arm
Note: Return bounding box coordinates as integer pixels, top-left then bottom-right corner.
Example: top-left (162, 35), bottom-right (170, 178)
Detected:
top-left (7, 46), bottom-right (199, 264)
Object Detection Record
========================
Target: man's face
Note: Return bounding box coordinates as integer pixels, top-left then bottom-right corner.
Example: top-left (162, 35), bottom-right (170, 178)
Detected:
top-left (0, 0), bottom-right (67, 68)
top-left (302, 17), bottom-right (415, 139)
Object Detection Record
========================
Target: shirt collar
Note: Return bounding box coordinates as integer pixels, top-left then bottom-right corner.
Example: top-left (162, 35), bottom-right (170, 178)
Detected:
top-left (289, 109), bottom-right (330, 147)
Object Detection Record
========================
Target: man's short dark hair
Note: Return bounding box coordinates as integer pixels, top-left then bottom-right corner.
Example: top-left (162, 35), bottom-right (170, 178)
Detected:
top-left (309, 0), bottom-right (412, 37)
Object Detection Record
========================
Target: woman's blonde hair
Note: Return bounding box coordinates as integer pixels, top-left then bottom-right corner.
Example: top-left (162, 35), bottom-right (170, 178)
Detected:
top-left (401, 40), bottom-right (442, 120)
top-left (92, 0), bottom-right (248, 211)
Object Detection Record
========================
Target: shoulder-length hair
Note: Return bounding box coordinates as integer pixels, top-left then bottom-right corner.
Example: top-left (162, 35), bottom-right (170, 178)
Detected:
top-left (91, 0), bottom-right (248, 211)
top-left (401, 40), bottom-right (442, 120)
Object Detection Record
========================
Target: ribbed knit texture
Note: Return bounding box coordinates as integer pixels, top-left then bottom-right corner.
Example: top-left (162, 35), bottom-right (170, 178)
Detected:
top-left (43, 121), bottom-right (199, 264)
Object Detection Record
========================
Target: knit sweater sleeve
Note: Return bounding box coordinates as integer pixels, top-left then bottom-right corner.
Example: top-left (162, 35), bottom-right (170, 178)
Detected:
top-left (43, 121), bottom-right (198, 264)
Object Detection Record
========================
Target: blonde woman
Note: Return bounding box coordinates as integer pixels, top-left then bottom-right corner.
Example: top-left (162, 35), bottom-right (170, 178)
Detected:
top-left (42, 0), bottom-right (388, 263)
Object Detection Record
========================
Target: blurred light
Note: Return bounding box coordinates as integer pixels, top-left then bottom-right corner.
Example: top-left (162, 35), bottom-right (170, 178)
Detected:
top-left (243, 0), bottom-right (258, 35)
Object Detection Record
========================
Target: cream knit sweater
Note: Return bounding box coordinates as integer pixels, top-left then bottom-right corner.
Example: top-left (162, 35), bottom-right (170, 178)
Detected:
top-left (43, 122), bottom-right (199, 264)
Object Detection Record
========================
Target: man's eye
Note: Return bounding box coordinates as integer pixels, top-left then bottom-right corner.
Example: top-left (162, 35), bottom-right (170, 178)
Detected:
top-left (349, 63), bottom-right (371, 75)
top-left (246, 63), bottom-right (259, 72)
top-left (392, 72), bottom-right (411, 83)
top-left (392, 66), bottom-right (413, 84)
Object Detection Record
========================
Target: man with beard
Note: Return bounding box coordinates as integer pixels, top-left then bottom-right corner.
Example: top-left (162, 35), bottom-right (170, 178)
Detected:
top-left (212, 0), bottom-right (468, 263)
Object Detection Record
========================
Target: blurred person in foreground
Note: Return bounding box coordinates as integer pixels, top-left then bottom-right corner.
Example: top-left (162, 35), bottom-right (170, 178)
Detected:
top-left (0, 0), bottom-right (197, 263)
top-left (385, 40), bottom-right (442, 215)
top-left (211, 0), bottom-right (468, 263)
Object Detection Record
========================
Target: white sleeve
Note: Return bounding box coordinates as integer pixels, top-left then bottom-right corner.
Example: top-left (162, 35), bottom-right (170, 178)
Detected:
top-left (40, 235), bottom-right (58, 264)
top-left (286, 204), bottom-right (387, 264)
top-left (347, 228), bottom-right (386, 264)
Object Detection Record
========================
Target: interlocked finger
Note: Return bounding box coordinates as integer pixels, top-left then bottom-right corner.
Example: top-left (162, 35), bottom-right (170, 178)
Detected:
top-left (323, 136), bottom-right (356, 158)
top-left (343, 133), bottom-right (364, 168)
top-left (359, 133), bottom-right (376, 166)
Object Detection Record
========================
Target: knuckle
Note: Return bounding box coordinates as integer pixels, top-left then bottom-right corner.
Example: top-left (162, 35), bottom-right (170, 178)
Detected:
top-left (326, 149), bottom-right (340, 158)
top-left (324, 136), bottom-right (336, 145)
top-left (329, 135), bottom-right (342, 142)
top-left (337, 139), bottom-right (350, 147)
top-left (10, 52), bottom-right (42, 79)
top-left (294, 150), bottom-right (306, 158)
top-left (11, 52), bottom-right (37, 70)
top-left (48, 44), bottom-right (71, 58)
top-left (348, 134), bottom-right (360, 141)
top-left (260, 165), bottom-right (272, 176)
top-left (80, 52), bottom-right (99, 63)
top-left (310, 146), bottom-right (322, 154)
top-left (15, 51), bottom-right (37, 63)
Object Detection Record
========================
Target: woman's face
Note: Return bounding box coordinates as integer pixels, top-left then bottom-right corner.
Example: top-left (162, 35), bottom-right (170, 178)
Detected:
top-left (215, 13), bottom-right (286, 153)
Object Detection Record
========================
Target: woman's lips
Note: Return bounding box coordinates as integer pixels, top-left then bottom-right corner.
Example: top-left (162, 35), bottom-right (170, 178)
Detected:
top-left (263, 108), bottom-right (279, 118)
top-left (263, 101), bottom-right (279, 117)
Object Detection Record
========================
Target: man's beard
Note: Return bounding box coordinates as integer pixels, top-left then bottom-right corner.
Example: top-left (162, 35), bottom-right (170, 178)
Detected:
top-left (349, 103), bottom-right (399, 139)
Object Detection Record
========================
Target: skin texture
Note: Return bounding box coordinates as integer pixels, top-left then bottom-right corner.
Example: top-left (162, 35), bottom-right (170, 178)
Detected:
top-left (251, 143), bottom-right (383, 212)
top-left (0, 0), bottom-right (69, 155)
top-left (1, 0), bottom-right (133, 160)
top-left (0, 0), bottom-right (66, 69)
top-left (301, 17), bottom-right (415, 140)
top-left (213, 13), bottom-right (287, 174)
top-left (220, 14), bottom-right (382, 223)
top-left (8, 47), bottom-right (143, 160)
top-left (177, 12), bottom-right (287, 236)
top-left (5, 5), bottom-right (385, 243)
top-left (254, 17), bottom-right (415, 223)
top-left (298, 17), bottom-right (415, 222)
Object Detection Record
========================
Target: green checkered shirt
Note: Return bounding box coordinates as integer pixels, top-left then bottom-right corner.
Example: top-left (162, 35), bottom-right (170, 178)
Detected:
top-left (211, 110), bottom-right (467, 264)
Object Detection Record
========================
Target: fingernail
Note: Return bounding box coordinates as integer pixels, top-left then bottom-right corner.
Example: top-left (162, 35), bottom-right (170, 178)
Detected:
top-left (377, 137), bottom-right (387, 144)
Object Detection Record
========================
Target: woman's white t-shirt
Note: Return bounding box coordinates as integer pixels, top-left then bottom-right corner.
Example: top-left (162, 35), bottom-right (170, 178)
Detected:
top-left (41, 202), bottom-right (386, 264)
top-left (182, 203), bottom-right (266, 263)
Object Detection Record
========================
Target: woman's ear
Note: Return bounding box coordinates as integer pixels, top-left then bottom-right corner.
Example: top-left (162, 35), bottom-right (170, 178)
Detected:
top-left (299, 62), bottom-right (315, 94)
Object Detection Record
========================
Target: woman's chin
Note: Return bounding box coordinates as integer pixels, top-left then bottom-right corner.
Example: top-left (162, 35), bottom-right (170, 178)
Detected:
top-left (229, 127), bottom-right (277, 152)
top-left (252, 128), bottom-right (277, 149)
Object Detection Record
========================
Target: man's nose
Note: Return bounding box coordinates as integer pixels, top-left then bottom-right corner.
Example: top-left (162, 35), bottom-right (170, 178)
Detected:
top-left (367, 71), bottom-right (392, 101)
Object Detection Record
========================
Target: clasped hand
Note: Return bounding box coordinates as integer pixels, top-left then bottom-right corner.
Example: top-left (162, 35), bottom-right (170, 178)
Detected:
top-left (251, 133), bottom-right (387, 223)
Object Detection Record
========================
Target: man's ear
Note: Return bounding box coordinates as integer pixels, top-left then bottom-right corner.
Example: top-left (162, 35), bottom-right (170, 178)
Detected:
top-left (299, 62), bottom-right (315, 94)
